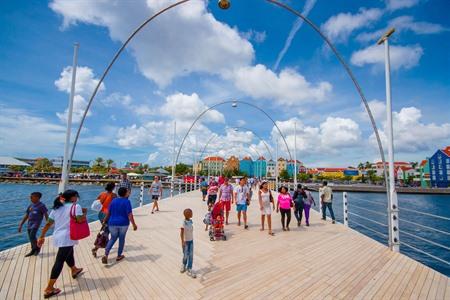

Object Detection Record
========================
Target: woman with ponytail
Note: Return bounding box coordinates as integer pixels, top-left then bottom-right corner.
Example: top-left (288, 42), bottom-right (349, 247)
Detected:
top-left (38, 190), bottom-right (84, 298)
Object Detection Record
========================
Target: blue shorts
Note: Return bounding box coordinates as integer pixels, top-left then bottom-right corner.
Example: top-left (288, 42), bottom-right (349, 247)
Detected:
top-left (236, 204), bottom-right (247, 212)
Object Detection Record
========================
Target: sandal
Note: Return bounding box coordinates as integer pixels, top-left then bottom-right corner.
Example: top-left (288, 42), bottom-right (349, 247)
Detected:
top-left (72, 268), bottom-right (83, 279)
top-left (44, 288), bottom-right (61, 299)
top-left (91, 248), bottom-right (97, 258)
top-left (116, 255), bottom-right (125, 262)
top-left (102, 256), bottom-right (108, 264)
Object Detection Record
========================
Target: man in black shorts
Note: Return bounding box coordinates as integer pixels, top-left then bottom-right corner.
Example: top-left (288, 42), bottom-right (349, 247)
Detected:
top-left (150, 176), bottom-right (162, 214)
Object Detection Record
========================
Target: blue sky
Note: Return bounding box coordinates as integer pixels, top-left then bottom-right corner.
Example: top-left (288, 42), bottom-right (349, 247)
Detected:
top-left (0, 0), bottom-right (449, 167)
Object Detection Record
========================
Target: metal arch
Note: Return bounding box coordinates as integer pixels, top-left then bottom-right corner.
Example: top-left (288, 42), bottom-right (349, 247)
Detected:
top-left (232, 126), bottom-right (274, 160)
top-left (265, 0), bottom-right (389, 195)
top-left (198, 134), bottom-right (219, 161)
top-left (173, 100), bottom-right (293, 171)
top-left (68, 0), bottom-right (388, 195)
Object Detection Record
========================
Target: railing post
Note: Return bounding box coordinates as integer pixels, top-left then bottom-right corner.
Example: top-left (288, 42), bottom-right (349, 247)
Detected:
top-left (343, 192), bottom-right (348, 226)
top-left (179, 183), bottom-right (182, 195)
top-left (185, 181), bottom-right (188, 193)
top-left (139, 181), bottom-right (144, 207)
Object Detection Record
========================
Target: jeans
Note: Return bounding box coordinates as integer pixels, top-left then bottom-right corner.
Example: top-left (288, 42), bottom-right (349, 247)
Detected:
top-left (27, 228), bottom-right (39, 253)
top-left (280, 208), bottom-right (291, 228)
top-left (182, 240), bottom-right (194, 270)
top-left (50, 246), bottom-right (75, 279)
top-left (105, 226), bottom-right (128, 256)
top-left (304, 204), bottom-right (311, 225)
top-left (293, 201), bottom-right (304, 222)
top-left (322, 202), bottom-right (335, 220)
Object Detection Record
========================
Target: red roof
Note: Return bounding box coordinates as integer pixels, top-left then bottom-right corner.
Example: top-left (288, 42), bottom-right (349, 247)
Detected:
top-left (443, 146), bottom-right (450, 157)
top-left (317, 168), bottom-right (346, 172)
top-left (420, 159), bottom-right (428, 167)
top-left (242, 156), bottom-right (252, 161)
top-left (204, 156), bottom-right (225, 161)
top-left (257, 156), bottom-right (266, 161)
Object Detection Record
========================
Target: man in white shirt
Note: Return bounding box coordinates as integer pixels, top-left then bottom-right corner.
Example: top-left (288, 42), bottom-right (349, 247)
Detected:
top-left (233, 178), bottom-right (250, 229)
top-left (320, 181), bottom-right (335, 224)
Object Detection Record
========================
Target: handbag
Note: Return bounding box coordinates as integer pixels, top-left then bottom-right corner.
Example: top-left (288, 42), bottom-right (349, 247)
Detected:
top-left (91, 199), bottom-right (102, 212)
top-left (269, 191), bottom-right (274, 203)
top-left (94, 225), bottom-right (109, 248)
top-left (70, 203), bottom-right (90, 241)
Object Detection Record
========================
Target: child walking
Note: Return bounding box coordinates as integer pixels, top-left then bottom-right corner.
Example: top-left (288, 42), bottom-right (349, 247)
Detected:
top-left (18, 192), bottom-right (48, 257)
top-left (180, 208), bottom-right (196, 278)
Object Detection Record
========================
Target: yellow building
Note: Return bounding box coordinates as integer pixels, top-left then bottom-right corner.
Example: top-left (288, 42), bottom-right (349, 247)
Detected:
top-left (224, 156), bottom-right (239, 172)
top-left (277, 158), bottom-right (286, 174)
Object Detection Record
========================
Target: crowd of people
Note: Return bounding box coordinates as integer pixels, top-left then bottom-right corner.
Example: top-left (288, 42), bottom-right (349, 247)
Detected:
top-left (17, 172), bottom-right (336, 298)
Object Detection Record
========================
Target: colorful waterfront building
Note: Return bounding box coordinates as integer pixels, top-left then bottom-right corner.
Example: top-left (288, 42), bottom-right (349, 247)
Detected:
top-left (429, 146), bottom-right (450, 188)
top-left (266, 159), bottom-right (276, 177)
top-left (239, 156), bottom-right (254, 177)
top-left (286, 160), bottom-right (303, 177)
top-left (202, 156), bottom-right (225, 175)
top-left (277, 158), bottom-right (286, 175)
top-left (224, 156), bottom-right (239, 173)
top-left (419, 159), bottom-right (430, 188)
top-left (254, 156), bottom-right (267, 178)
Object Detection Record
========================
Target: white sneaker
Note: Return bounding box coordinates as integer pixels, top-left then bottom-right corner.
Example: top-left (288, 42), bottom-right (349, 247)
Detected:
top-left (180, 266), bottom-right (186, 273)
top-left (187, 270), bottom-right (197, 278)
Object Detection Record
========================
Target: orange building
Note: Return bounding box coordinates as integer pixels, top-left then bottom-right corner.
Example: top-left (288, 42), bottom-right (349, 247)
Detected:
top-left (224, 156), bottom-right (239, 172)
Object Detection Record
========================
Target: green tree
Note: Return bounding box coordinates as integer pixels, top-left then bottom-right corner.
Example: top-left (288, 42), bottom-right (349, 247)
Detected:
top-left (106, 159), bottom-right (114, 169)
top-left (298, 173), bottom-right (311, 182)
top-left (365, 161), bottom-right (372, 169)
top-left (358, 162), bottom-right (364, 170)
top-left (33, 158), bottom-right (52, 172)
top-left (279, 169), bottom-right (290, 180)
top-left (94, 157), bottom-right (104, 167)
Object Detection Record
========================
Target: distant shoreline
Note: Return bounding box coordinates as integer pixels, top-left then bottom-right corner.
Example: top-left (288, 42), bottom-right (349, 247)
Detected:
top-left (1, 176), bottom-right (449, 194)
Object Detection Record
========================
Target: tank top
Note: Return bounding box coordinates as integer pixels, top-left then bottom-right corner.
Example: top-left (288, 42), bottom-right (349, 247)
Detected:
top-left (260, 190), bottom-right (271, 207)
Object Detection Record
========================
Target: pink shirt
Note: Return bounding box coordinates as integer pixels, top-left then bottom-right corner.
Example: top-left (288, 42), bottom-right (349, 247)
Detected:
top-left (278, 193), bottom-right (292, 210)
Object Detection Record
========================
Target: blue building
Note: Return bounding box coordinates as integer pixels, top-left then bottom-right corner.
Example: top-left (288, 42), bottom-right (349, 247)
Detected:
top-left (429, 146), bottom-right (450, 188)
top-left (239, 157), bottom-right (254, 177)
top-left (286, 160), bottom-right (302, 177)
top-left (254, 157), bottom-right (267, 178)
top-left (343, 169), bottom-right (359, 176)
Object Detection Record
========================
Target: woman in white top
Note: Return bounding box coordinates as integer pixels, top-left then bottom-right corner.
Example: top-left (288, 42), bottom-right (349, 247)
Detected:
top-left (38, 190), bottom-right (84, 299)
top-left (258, 181), bottom-right (275, 236)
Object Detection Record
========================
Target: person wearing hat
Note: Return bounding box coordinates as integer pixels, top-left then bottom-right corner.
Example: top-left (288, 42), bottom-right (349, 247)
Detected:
top-left (258, 181), bottom-right (275, 235)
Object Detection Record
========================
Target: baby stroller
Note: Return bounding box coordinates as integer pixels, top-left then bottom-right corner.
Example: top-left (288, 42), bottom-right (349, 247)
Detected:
top-left (209, 201), bottom-right (226, 241)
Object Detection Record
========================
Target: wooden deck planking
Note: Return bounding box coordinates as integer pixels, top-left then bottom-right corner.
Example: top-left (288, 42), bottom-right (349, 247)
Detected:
top-left (0, 189), bottom-right (448, 299)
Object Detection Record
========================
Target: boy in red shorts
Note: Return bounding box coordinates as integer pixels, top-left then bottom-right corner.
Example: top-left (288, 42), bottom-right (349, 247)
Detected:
top-left (217, 177), bottom-right (233, 225)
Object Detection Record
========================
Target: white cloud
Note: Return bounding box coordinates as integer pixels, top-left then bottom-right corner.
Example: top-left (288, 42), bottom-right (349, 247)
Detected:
top-left (240, 29), bottom-right (267, 44)
top-left (270, 117), bottom-right (361, 157)
top-left (321, 8), bottom-right (383, 43)
top-left (232, 64), bottom-right (332, 105)
top-left (359, 100), bottom-right (387, 122)
top-left (101, 93), bottom-right (132, 107)
top-left (55, 66), bottom-right (104, 123)
top-left (357, 16), bottom-right (448, 43)
top-left (350, 44), bottom-right (423, 70)
top-left (386, 0), bottom-right (419, 11)
top-left (160, 92), bottom-right (225, 124)
top-left (50, 0), bottom-right (254, 87)
top-left (0, 106), bottom-right (66, 155)
top-left (370, 106), bottom-right (450, 152)
top-left (147, 152), bottom-right (159, 163)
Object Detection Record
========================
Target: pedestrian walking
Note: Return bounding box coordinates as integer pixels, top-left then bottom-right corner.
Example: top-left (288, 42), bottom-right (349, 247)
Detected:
top-left (301, 186), bottom-right (316, 226)
top-left (293, 184), bottom-right (304, 227)
top-left (150, 176), bottom-right (163, 214)
top-left (92, 182), bottom-right (116, 257)
top-left (118, 173), bottom-right (132, 195)
top-left (234, 178), bottom-right (250, 229)
top-left (180, 208), bottom-right (196, 278)
top-left (102, 187), bottom-right (138, 264)
top-left (320, 181), bottom-right (335, 224)
top-left (258, 181), bottom-right (275, 235)
top-left (38, 190), bottom-right (84, 299)
top-left (217, 177), bottom-right (233, 225)
top-left (200, 177), bottom-right (208, 201)
top-left (18, 192), bottom-right (48, 257)
top-left (277, 186), bottom-right (293, 231)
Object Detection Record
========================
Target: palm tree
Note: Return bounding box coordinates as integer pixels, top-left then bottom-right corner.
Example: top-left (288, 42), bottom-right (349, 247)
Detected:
top-left (358, 162), bottom-right (364, 170)
top-left (94, 157), bottom-right (104, 167)
top-left (365, 161), bottom-right (372, 170)
top-left (106, 159), bottom-right (114, 169)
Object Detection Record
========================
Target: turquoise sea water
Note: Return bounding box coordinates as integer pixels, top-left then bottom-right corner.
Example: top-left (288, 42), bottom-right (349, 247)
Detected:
top-left (0, 183), bottom-right (449, 276)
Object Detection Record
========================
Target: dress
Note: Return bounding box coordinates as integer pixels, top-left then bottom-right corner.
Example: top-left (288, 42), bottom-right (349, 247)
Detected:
top-left (260, 190), bottom-right (272, 215)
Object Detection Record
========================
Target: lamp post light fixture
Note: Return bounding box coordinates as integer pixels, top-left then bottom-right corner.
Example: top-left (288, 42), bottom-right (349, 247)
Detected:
top-left (218, 0), bottom-right (231, 10)
top-left (231, 100), bottom-right (237, 108)
top-left (377, 27), bottom-right (400, 253)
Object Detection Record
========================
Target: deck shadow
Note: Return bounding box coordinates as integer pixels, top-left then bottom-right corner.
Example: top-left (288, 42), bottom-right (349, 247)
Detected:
top-left (63, 275), bottom-right (124, 297)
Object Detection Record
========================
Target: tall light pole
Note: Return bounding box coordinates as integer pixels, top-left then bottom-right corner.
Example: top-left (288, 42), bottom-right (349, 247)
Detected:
top-left (171, 121), bottom-right (176, 198)
top-left (275, 138), bottom-right (279, 190)
top-left (378, 28), bottom-right (400, 252)
top-left (294, 121), bottom-right (297, 187)
top-left (58, 43), bottom-right (79, 194)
